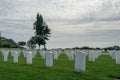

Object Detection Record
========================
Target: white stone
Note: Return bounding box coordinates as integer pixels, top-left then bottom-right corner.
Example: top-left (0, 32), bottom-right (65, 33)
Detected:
top-left (10, 50), bottom-right (14, 56)
top-left (30, 50), bottom-right (36, 58)
top-left (68, 54), bottom-right (74, 60)
top-left (45, 51), bottom-right (53, 67)
top-left (53, 51), bottom-right (59, 59)
top-left (1, 50), bottom-right (9, 55)
top-left (40, 50), bottom-right (46, 59)
top-left (94, 50), bottom-right (102, 59)
top-left (108, 50), bottom-right (116, 60)
top-left (3, 51), bottom-right (9, 62)
top-left (94, 52), bottom-right (98, 59)
top-left (27, 51), bottom-right (33, 64)
top-left (75, 51), bottom-right (86, 73)
top-left (13, 51), bottom-right (19, 63)
top-left (65, 50), bottom-right (74, 60)
top-left (58, 50), bottom-right (62, 55)
top-left (69, 50), bottom-right (75, 60)
top-left (89, 52), bottom-right (96, 61)
top-left (115, 51), bottom-right (120, 64)
top-left (23, 51), bottom-right (27, 57)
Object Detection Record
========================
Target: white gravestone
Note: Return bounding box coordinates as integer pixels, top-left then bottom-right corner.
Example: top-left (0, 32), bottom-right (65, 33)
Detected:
top-left (53, 51), bottom-right (59, 59)
top-left (64, 50), bottom-right (69, 57)
top-left (45, 51), bottom-right (53, 67)
top-left (13, 51), bottom-right (19, 63)
top-left (89, 52), bottom-right (96, 61)
top-left (69, 50), bottom-right (75, 60)
top-left (27, 51), bottom-right (33, 64)
top-left (40, 51), bottom-right (46, 59)
top-left (115, 51), bottom-right (120, 64)
top-left (10, 50), bottom-right (15, 57)
top-left (75, 51), bottom-right (86, 73)
top-left (108, 50), bottom-right (116, 60)
top-left (58, 50), bottom-right (62, 55)
top-left (3, 51), bottom-right (9, 62)
top-left (31, 50), bottom-right (36, 58)
top-left (65, 50), bottom-right (74, 60)
top-left (23, 51), bottom-right (27, 58)
top-left (68, 54), bottom-right (74, 60)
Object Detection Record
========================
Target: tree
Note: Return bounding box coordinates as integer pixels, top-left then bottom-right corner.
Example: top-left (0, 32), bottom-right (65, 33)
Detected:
top-left (27, 37), bottom-right (36, 49)
top-left (18, 41), bottom-right (26, 48)
top-left (33, 13), bottom-right (51, 50)
top-left (113, 45), bottom-right (120, 50)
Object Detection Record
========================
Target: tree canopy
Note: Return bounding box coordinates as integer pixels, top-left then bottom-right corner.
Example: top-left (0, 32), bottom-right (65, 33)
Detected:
top-left (33, 13), bottom-right (51, 50)
top-left (27, 36), bottom-right (36, 49)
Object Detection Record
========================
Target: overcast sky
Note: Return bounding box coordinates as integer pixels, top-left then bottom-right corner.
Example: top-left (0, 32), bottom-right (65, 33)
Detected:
top-left (0, 0), bottom-right (120, 48)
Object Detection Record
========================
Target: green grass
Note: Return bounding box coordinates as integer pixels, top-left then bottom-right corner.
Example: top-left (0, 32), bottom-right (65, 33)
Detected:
top-left (0, 52), bottom-right (120, 80)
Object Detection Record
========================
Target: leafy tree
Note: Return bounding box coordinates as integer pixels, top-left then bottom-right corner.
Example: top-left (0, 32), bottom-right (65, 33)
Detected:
top-left (33, 13), bottom-right (51, 50)
top-left (27, 36), bottom-right (36, 49)
top-left (18, 41), bottom-right (26, 48)
top-left (113, 45), bottom-right (120, 50)
top-left (0, 36), bottom-right (19, 48)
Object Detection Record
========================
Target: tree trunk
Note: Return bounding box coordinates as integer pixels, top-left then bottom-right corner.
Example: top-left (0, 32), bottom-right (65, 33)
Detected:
top-left (44, 44), bottom-right (47, 51)
top-left (39, 45), bottom-right (41, 51)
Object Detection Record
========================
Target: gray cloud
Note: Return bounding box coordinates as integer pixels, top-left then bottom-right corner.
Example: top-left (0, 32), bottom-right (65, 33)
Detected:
top-left (0, 0), bottom-right (120, 48)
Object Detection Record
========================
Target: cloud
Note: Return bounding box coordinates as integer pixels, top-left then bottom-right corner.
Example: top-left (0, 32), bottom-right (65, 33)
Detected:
top-left (0, 0), bottom-right (120, 48)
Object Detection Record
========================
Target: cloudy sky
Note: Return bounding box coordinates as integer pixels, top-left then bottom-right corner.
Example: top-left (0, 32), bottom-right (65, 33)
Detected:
top-left (0, 0), bottom-right (120, 48)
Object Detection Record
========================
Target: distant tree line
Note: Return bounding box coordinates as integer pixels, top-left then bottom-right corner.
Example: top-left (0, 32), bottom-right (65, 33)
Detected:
top-left (103, 45), bottom-right (120, 51)
top-left (69, 45), bottom-right (120, 50)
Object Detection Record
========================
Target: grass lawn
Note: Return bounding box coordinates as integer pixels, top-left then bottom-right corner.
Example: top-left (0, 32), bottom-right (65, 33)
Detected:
top-left (0, 51), bottom-right (120, 80)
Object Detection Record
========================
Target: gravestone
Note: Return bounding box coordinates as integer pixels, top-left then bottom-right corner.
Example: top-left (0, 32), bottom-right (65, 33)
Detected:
top-left (65, 50), bottom-right (74, 60)
top-left (13, 51), bottom-right (19, 63)
top-left (27, 51), bottom-right (33, 64)
top-left (108, 50), bottom-right (116, 60)
top-left (40, 50), bottom-right (46, 59)
top-left (45, 51), bottom-right (53, 67)
top-left (69, 50), bottom-right (75, 60)
top-left (3, 51), bottom-right (9, 62)
top-left (89, 52), bottom-right (95, 61)
top-left (53, 51), bottom-right (59, 59)
top-left (31, 50), bottom-right (37, 58)
top-left (23, 51), bottom-right (27, 58)
top-left (10, 50), bottom-right (15, 57)
top-left (115, 51), bottom-right (120, 64)
top-left (68, 54), bottom-right (74, 60)
top-left (75, 51), bottom-right (86, 73)
top-left (58, 50), bottom-right (62, 55)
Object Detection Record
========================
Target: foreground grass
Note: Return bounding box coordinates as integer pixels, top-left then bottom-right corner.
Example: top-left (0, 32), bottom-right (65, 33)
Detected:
top-left (0, 52), bottom-right (120, 80)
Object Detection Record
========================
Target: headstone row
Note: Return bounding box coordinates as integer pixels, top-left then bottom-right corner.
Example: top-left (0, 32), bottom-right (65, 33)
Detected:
top-left (88, 50), bottom-right (102, 61)
top-left (108, 50), bottom-right (120, 64)
top-left (0, 49), bottom-right (87, 73)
